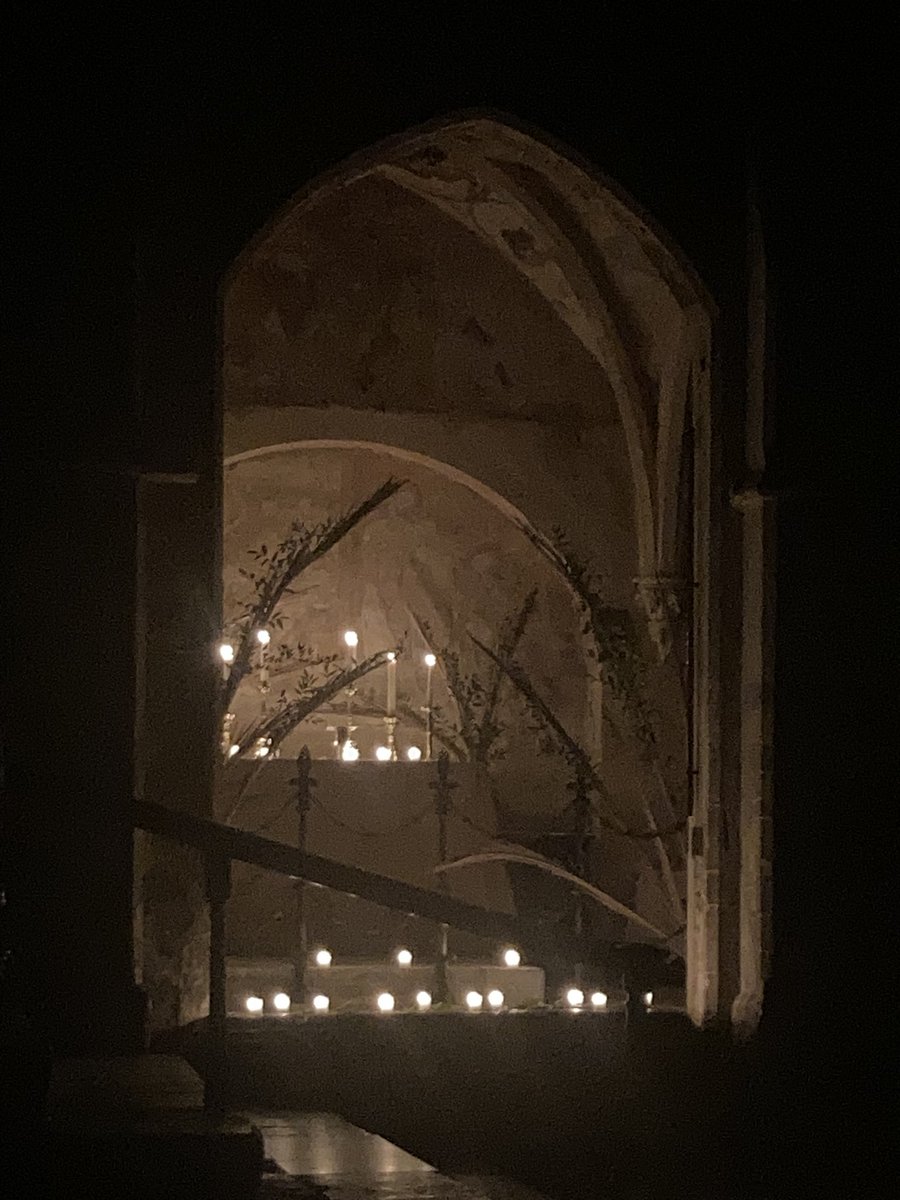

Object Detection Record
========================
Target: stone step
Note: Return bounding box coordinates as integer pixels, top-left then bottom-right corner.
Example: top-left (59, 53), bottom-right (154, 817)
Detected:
top-left (41, 1053), bottom-right (263, 1197)
top-left (47, 1052), bottom-right (205, 1125)
top-left (48, 1112), bottom-right (263, 1197)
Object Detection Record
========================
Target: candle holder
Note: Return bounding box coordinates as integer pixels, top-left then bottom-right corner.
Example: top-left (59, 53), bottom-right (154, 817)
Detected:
top-left (423, 653), bottom-right (436, 761)
top-left (332, 723), bottom-right (357, 761)
top-left (383, 716), bottom-right (399, 761)
top-left (421, 705), bottom-right (434, 761)
top-left (221, 711), bottom-right (236, 757)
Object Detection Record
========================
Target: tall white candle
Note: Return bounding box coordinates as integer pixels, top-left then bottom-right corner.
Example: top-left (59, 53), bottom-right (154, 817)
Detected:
top-left (424, 652), bottom-right (436, 710)
top-left (386, 652), bottom-right (396, 716)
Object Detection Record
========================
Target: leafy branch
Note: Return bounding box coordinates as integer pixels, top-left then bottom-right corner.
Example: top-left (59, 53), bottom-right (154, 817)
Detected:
top-left (514, 522), bottom-right (659, 753)
top-left (222, 477), bottom-right (405, 712)
top-left (224, 651), bottom-right (392, 823)
top-left (469, 636), bottom-right (685, 843)
top-left (420, 589), bottom-right (537, 764)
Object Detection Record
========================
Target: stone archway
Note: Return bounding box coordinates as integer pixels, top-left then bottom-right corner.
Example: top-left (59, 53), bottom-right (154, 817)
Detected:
top-left (213, 113), bottom-right (770, 1032)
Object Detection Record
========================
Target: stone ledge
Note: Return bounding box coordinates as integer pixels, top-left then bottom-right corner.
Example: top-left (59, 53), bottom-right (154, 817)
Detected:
top-left (47, 1053), bottom-right (205, 1126)
top-left (43, 1054), bottom-right (263, 1198)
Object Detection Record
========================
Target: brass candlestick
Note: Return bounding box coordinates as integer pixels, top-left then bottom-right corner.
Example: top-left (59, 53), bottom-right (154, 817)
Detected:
top-left (384, 715), bottom-right (399, 761)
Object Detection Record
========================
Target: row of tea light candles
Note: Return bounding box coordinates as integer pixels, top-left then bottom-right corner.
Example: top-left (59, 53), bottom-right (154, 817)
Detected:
top-left (246, 988), bottom-right (624, 1014)
top-left (243, 944), bottom-right (631, 1014)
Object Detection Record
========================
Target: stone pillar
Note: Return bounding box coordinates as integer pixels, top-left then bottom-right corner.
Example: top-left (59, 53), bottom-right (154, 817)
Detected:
top-left (685, 351), bottom-right (723, 1026)
top-left (132, 206), bottom-right (222, 1032)
top-left (731, 192), bottom-right (775, 1034)
top-left (4, 468), bottom-right (149, 1056)
top-left (135, 474), bottom-right (220, 1029)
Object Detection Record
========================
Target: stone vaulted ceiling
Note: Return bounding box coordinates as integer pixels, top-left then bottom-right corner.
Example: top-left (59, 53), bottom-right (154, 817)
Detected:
top-left (225, 117), bottom-right (712, 642)
top-left (225, 171), bottom-right (619, 431)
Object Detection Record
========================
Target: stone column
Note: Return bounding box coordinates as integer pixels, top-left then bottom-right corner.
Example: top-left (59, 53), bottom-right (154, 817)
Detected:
top-left (731, 191), bottom-right (775, 1034)
top-left (131, 208), bottom-right (222, 1033)
top-left (4, 468), bottom-right (149, 1056)
top-left (685, 351), bottom-right (724, 1026)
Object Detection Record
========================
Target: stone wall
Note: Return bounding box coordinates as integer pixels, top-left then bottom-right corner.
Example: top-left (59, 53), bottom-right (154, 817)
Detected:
top-left (139, 838), bottom-right (210, 1030)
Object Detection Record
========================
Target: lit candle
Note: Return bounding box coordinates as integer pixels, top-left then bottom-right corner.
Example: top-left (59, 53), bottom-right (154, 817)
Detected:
top-left (257, 628), bottom-right (270, 708)
top-left (386, 651), bottom-right (396, 717)
top-left (343, 629), bottom-right (359, 665)
top-left (219, 641), bottom-right (235, 682)
top-left (424, 652), bottom-right (436, 759)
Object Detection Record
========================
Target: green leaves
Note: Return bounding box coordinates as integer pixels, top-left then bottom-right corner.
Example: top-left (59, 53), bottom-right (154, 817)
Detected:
top-left (470, 634), bottom-right (684, 843)
top-left (516, 521), bottom-right (658, 754)
top-left (222, 477), bottom-right (405, 712)
top-left (422, 591), bottom-right (536, 764)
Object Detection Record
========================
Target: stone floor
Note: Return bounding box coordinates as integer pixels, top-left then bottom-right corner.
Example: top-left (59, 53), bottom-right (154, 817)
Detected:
top-left (249, 1111), bottom-right (549, 1199)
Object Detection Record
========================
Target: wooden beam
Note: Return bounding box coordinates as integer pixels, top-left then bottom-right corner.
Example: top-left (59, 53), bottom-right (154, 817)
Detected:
top-left (134, 799), bottom-right (584, 965)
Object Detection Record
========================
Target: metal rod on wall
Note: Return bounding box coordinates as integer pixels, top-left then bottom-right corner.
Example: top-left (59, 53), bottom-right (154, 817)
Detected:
top-left (430, 750), bottom-right (456, 1004)
top-left (205, 854), bottom-right (231, 1113)
top-left (293, 746), bottom-right (315, 1004)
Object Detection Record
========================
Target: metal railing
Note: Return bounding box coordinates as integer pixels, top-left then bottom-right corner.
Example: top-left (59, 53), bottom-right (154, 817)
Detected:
top-left (133, 765), bottom-right (584, 1108)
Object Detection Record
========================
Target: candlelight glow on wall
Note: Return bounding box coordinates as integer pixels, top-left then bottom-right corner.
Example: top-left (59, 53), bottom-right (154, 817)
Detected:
top-left (465, 991), bottom-right (483, 1010)
top-left (272, 992), bottom-right (291, 1012)
top-left (591, 991), bottom-right (608, 1008)
top-left (406, 745), bottom-right (422, 761)
top-left (314, 949), bottom-right (332, 967)
top-left (245, 995), bottom-right (263, 1013)
top-left (219, 642), bottom-right (235, 664)
top-left (487, 989), bottom-right (504, 1009)
top-left (375, 745), bottom-right (392, 762)
top-left (416, 991), bottom-right (432, 1010)
top-left (566, 988), bottom-right (585, 1009)
top-left (343, 630), bottom-right (359, 651)
top-left (396, 949), bottom-right (413, 966)
top-left (502, 948), bottom-right (521, 968)
top-left (376, 992), bottom-right (395, 1012)
top-left (312, 994), bottom-right (330, 1012)
top-left (341, 741), bottom-right (360, 762)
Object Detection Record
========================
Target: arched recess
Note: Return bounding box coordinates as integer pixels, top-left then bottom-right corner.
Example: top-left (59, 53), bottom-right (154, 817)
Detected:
top-left (221, 112), bottom-right (726, 1027)
top-left (223, 436), bottom-right (606, 771)
top-left (222, 437), bottom-right (606, 773)
top-left (229, 439), bottom-right (563, 534)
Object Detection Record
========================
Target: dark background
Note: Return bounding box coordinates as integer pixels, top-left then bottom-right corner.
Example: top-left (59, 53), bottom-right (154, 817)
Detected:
top-left (4, 11), bottom-right (890, 1189)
